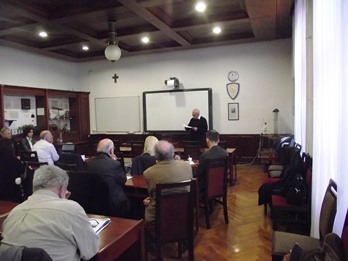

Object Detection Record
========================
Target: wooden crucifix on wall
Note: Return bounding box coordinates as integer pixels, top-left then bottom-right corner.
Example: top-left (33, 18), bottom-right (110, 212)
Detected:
top-left (112, 74), bottom-right (119, 83)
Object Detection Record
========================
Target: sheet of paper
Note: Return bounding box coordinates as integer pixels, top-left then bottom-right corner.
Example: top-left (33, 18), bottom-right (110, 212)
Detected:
top-left (89, 218), bottom-right (111, 234)
top-left (182, 124), bottom-right (192, 129)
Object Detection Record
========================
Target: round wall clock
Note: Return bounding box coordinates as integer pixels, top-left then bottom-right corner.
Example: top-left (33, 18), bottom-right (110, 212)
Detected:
top-left (228, 71), bottom-right (239, 82)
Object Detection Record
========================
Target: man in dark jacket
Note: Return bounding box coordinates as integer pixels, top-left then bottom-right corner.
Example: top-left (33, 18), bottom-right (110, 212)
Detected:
top-left (87, 138), bottom-right (129, 217)
top-left (196, 130), bottom-right (228, 192)
top-left (185, 108), bottom-right (208, 146)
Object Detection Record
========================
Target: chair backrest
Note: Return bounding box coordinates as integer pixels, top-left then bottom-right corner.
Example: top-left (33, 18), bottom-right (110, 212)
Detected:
top-left (183, 141), bottom-right (201, 160)
top-left (20, 151), bottom-right (38, 163)
top-left (61, 143), bottom-right (75, 154)
top-left (22, 162), bottom-right (48, 200)
top-left (155, 180), bottom-right (195, 243)
top-left (218, 140), bottom-right (227, 149)
top-left (319, 179), bottom-right (338, 240)
top-left (205, 158), bottom-right (228, 199)
top-left (55, 153), bottom-right (84, 171)
top-left (130, 141), bottom-right (144, 158)
top-left (0, 244), bottom-right (53, 261)
top-left (67, 170), bottom-right (94, 213)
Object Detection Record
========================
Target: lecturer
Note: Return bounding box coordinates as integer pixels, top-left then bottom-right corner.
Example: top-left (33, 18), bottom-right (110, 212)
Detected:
top-left (185, 108), bottom-right (208, 146)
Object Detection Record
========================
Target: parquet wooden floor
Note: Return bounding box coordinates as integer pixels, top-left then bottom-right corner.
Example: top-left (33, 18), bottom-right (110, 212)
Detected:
top-left (148, 164), bottom-right (272, 261)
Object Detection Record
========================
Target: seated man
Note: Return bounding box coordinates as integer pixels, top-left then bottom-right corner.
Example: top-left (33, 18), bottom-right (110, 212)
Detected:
top-left (33, 130), bottom-right (59, 165)
top-left (143, 140), bottom-right (193, 231)
top-left (0, 165), bottom-right (99, 261)
top-left (87, 138), bottom-right (130, 217)
top-left (195, 129), bottom-right (229, 192)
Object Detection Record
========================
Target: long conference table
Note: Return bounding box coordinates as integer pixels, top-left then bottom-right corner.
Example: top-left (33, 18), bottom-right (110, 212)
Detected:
top-left (121, 146), bottom-right (237, 185)
top-left (0, 201), bottom-right (145, 261)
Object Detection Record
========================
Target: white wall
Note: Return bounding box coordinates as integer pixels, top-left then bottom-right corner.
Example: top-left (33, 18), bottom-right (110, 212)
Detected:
top-left (0, 39), bottom-right (293, 135)
top-left (0, 46), bottom-right (78, 91)
top-left (78, 39), bottom-right (293, 134)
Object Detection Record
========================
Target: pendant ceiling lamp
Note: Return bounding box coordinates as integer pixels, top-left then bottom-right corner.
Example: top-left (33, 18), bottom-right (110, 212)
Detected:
top-left (105, 21), bottom-right (121, 62)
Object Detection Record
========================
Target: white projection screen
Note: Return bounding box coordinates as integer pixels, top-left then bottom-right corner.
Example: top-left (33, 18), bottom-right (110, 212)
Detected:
top-left (143, 88), bottom-right (213, 132)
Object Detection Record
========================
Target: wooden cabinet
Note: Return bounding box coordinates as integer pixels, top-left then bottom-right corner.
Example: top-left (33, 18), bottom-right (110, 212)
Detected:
top-left (0, 84), bottom-right (90, 142)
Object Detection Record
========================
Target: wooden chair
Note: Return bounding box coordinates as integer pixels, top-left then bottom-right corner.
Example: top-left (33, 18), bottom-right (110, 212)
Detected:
top-left (61, 143), bottom-right (75, 154)
top-left (200, 157), bottom-right (229, 229)
top-left (145, 180), bottom-right (195, 261)
top-left (20, 151), bottom-right (39, 163)
top-left (263, 152), bottom-right (308, 215)
top-left (20, 162), bottom-right (48, 200)
top-left (55, 153), bottom-right (85, 171)
top-left (271, 154), bottom-right (313, 233)
top-left (272, 179), bottom-right (338, 261)
top-left (67, 170), bottom-right (94, 213)
top-left (183, 140), bottom-right (201, 160)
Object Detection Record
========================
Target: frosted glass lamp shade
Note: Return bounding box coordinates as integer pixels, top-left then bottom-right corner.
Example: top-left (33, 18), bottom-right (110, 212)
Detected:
top-left (105, 44), bottom-right (121, 62)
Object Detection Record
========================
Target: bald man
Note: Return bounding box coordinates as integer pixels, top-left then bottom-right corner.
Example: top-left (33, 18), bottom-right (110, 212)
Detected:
top-left (143, 140), bottom-right (193, 230)
top-left (33, 130), bottom-right (59, 165)
top-left (185, 108), bottom-right (208, 146)
top-left (87, 139), bottom-right (129, 217)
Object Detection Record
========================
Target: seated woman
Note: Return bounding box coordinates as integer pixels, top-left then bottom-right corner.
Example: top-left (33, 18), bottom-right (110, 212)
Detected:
top-left (0, 138), bottom-right (25, 202)
top-left (131, 136), bottom-right (158, 175)
top-left (19, 126), bottom-right (35, 152)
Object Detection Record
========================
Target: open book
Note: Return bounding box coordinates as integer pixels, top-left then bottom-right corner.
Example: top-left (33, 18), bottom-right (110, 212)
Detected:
top-left (89, 218), bottom-right (111, 234)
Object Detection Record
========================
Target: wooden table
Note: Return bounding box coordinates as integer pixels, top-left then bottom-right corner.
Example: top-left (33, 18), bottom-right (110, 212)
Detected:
top-left (0, 209), bottom-right (145, 261)
top-left (89, 214), bottom-right (145, 261)
top-left (0, 200), bottom-right (18, 216)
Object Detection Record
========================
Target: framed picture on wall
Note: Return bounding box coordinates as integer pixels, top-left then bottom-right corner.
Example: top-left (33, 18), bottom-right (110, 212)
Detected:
top-left (228, 103), bottom-right (239, 120)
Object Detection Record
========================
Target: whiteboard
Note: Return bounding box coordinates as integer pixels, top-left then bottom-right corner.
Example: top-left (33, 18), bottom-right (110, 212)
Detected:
top-left (95, 96), bottom-right (140, 132)
top-left (143, 88), bottom-right (212, 132)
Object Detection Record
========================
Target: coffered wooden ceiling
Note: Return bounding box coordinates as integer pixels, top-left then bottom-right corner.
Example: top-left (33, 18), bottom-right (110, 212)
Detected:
top-left (0, 0), bottom-right (293, 62)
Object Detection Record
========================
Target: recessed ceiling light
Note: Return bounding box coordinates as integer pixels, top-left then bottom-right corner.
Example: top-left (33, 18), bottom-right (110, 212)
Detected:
top-left (82, 45), bottom-right (89, 51)
top-left (38, 31), bottom-right (48, 38)
top-left (213, 26), bottom-right (221, 34)
top-left (195, 2), bottom-right (206, 12)
top-left (141, 36), bottom-right (150, 44)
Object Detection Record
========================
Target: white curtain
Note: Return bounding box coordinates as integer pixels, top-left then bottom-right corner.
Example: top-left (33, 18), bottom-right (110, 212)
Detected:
top-left (334, 0), bottom-right (348, 234)
top-left (311, 0), bottom-right (342, 237)
top-left (293, 0), bottom-right (307, 152)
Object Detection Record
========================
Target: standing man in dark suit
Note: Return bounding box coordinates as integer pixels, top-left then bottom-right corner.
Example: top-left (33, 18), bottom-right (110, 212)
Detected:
top-left (196, 130), bottom-right (228, 192)
top-left (185, 108), bottom-right (208, 146)
top-left (87, 138), bottom-right (130, 217)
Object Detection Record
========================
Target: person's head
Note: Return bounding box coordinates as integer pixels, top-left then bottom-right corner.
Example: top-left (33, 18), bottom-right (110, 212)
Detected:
top-left (33, 165), bottom-right (69, 199)
top-left (97, 138), bottom-right (114, 157)
top-left (143, 136), bottom-right (158, 156)
top-left (40, 130), bottom-right (54, 143)
top-left (0, 138), bottom-right (15, 157)
top-left (154, 140), bottom-right (175, 161)
top-left (206, 129), bottom-right (220, 147)
top-left (192, 109), bottom-right (200, 119)
top-left (0, 127), bottom-right (12, 139)
top-left (23, 126), bottom-right (34, 138)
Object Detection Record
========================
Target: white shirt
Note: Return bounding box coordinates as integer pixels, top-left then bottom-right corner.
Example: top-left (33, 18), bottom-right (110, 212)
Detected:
top-left (26, 136), bottom-right (34, 150)
top-left (1, 190), bottom-right (100, 261)
top-left (33, 139), bottom-right (59, 165)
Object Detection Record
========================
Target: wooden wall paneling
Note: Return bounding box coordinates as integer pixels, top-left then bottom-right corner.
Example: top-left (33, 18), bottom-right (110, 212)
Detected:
top-left (77, 92), bottom-right (90, 141)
